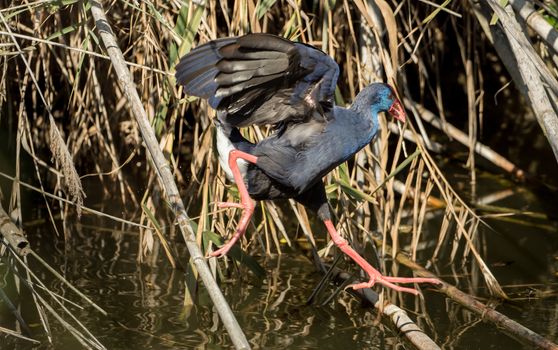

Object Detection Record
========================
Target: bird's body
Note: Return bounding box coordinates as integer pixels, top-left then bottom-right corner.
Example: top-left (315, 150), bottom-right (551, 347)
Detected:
top-left (251, 103), bottom-right (379, 195)
top-left (218, 102), bottom-right (378, 199)
top-left (176, 33), bottom-right (439, 294)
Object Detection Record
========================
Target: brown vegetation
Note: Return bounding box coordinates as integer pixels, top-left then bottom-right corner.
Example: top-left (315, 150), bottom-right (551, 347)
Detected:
top-left (1, 0), bottom-right (557, 348)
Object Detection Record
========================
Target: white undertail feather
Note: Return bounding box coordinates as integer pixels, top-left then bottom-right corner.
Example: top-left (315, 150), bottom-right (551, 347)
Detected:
top-left (215, 124), bottom-right (248, 183)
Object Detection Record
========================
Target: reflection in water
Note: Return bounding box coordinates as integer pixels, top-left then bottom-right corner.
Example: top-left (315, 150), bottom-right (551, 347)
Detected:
top-left (1, 219), bottom-right (390, 349)
top-left (0, 172), bottom-right (557, 349)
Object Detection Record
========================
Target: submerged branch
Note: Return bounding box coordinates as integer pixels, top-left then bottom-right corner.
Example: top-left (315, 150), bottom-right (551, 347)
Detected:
top-left (373, 237), bottom-right (558, 349)
top-left (88, 1), bottom-right (250, 349)
top-left (0, 202), bottom-right (30, 256)
top-left (0, 326), bottom-right (39, 344)
top-left (327, 266), bottom-right (441, 350)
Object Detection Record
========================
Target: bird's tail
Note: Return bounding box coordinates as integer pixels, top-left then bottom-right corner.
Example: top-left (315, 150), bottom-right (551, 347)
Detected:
top-left (214, 117), bottom-right (254, 182)
top-left (215, 113), bottom-right (254, 152)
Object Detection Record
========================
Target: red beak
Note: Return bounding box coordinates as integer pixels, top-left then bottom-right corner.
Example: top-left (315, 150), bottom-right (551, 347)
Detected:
top-left (388, 99), bottom-right (406, 123)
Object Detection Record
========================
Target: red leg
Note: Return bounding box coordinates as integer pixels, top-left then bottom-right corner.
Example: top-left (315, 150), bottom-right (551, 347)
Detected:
top-left (324, 220), bottom-right (441, 295)
top-left (210, 150), bottom-right (258, 257)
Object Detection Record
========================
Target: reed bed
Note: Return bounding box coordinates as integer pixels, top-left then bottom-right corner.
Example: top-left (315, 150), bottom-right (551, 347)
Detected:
top-left (1, 0), bottom-right (558, 347)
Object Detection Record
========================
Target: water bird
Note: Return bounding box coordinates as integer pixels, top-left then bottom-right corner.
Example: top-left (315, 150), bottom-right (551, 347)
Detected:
top-left (175, 33), bottom-right (439, 295)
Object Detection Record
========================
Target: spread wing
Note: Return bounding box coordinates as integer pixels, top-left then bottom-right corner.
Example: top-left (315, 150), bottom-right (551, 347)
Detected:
top-left (175, 33), bottom-right (339, 128)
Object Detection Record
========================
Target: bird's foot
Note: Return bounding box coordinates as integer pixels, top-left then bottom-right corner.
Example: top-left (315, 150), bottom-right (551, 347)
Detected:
top-left (207, 241), bottom-right (235, 258)
top-left (350, 266), bottom-right (442, 295)
top-left (323, 220), bottom-right (442, 295)
top-left (208, 200), bottom-right (255, 258)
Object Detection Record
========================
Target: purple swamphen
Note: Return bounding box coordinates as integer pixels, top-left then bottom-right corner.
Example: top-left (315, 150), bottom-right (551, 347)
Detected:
top-left (175, 33), bottom-right (439, 295)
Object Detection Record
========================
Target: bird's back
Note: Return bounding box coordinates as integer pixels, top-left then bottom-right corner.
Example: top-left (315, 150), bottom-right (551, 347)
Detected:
top-left (252, 106), bottom-right (377, 195)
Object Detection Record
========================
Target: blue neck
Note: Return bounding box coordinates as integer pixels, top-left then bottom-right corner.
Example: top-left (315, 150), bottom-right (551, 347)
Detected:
top-left (350, 93), bottom-right (384, 143)
top-left (368, 106), bottom-right (381, 140)
top-left (349, 106), bottom-right (380, 154)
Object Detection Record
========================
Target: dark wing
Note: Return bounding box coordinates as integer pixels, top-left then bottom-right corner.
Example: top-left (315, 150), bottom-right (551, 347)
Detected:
top-left (175, 33), bottom-right (339, 127)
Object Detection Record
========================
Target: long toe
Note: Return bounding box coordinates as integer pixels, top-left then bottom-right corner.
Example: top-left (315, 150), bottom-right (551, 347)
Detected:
top-left (375, 276), bottom-right (422, 295)
top-left (217, 201), bottom-right (246, 209)
top-left (350, 280), bottom-right (375, 290)
top-left (381, 276), bottom-right (441, 285)
top-left (208, 244), bottom-right (232, 258)
top-left (379, 282), bottom-right (421, 295)
top-left (350, 269), bottom-right (438, 295)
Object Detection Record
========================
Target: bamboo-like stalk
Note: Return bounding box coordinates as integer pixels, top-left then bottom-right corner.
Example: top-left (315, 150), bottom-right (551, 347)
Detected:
top-left (372, 237), bottom-right (558, 350)
top-left (327, 267), bottom-right (441, 350)
top-left (0, 172), bottom-right (150, 230)
top-left (483, 0), bottom-right (558, 163)
top-left (88, 1), bottom-right (250, 349)
top-left (508, 0), bottom-right (558, 54)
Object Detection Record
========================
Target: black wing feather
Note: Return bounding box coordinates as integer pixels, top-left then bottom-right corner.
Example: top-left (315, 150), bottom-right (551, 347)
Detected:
top-left (175, 33), bottom-right (339, 128)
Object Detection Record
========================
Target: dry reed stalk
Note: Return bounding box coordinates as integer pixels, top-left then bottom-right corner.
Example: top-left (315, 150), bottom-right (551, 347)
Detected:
top-left (407, 98), bottom-right (526, 179)
top-left (0, 11), bottom-right (85, 216)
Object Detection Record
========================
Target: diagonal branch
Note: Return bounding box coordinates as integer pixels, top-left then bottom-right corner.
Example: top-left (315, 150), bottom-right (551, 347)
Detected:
top-left (479, 0), bottom-right (558, 163)
top-left (508, 0), bottom-right (558, 54)
top-left (88, 1), bottom-right (250, 349)
top-left (365, 234), bottom-right (558, 350)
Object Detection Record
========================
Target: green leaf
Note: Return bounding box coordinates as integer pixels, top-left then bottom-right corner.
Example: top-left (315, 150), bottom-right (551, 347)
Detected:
top-left (46, 0), bottom-right (80, 13)
top-left (256, 0), bottom-right (277, 19)
top-left (369, 148), bottom-right (421, 197)
top-left (4, 7), bottom-right (34, 20)
top-left (46, 21), bottom-right (85, 41)
top-left (175, 4), bottom-right (205, 61)
top-left (169, 42), bottom-right (178, 67)
top-left (68, 32), bottom-right (90, 104)
top-left (334, 86), bottom-right (345, 106)
top-left (336, 179), bottom-right (377, 204)
top-left (422, 0), bottom-right (452, 25)
top-left (334, 149), bottom-right (421, 203)
top-left (87, 29), bottom-right (99, 46)
top-left (154, 95), bottom-right (169, 136)
top-left (338, 162), bottom-right (350, 184)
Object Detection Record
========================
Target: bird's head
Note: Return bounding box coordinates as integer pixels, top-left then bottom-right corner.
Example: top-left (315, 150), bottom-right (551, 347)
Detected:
top-left (369, 83), bottom-right (406, 123)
